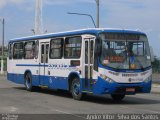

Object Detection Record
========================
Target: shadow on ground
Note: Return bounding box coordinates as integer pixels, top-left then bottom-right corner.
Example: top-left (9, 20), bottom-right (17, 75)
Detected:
top-left (14, 87), bottom-right (160, 105)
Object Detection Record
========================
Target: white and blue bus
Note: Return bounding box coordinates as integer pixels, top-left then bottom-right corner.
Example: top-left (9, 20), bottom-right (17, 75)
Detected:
top-left (7, 28), bottom-right (152, 101)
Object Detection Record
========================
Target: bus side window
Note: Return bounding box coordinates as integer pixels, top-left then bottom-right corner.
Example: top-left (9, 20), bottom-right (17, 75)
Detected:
top-left (50, 38), bottom-right (63, 59)
top-left (90, 40), bottom-right (94, 64)
top-left (64, 36), bottom-right (82, 59)
top-left (41, 45), bottom-right (44, 63)
top-left (46, 44), bottom-right (49, 63)
top-left (13, 42), bottom-right (24, 59)
top-left (9, 43), bottom-right (13, 59)
top-left (35, 40), bottom-right (39, 59)
top-left (24, 41), bottom-right (35, 59)
top-left (85, 41), bottom-right (88, 64)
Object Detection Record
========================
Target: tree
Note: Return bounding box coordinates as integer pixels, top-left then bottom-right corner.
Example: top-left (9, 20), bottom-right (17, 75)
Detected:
top-left (152, 56), bottom-right (160, 73)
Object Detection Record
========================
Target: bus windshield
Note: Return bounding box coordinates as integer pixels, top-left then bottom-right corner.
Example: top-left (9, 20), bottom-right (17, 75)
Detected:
top-left (99, 33), bottom-right (151, 70)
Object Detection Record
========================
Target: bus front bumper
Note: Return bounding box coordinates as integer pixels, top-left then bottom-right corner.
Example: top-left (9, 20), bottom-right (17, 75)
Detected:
top-left (92, 77), bottom-right (152, 95)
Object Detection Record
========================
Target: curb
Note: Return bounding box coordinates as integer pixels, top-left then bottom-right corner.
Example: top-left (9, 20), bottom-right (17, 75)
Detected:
top-left (151, 91), bottom-right (160, 94)
top-left (151, 83), bottom-right (160, 94)
top-left (151, 92), bottom-right (160, 94)
top-left (152, 83), bottom-right (160, 87)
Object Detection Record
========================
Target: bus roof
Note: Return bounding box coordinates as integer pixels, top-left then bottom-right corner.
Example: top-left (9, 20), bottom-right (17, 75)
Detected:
top-left (10, 28), bottom-right (146, 42)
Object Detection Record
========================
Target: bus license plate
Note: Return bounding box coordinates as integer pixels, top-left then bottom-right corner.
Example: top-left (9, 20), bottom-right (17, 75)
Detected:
top-left (126, 88), bottom-right (135, 92)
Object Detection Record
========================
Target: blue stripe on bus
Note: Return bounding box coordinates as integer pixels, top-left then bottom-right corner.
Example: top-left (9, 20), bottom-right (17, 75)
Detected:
top-left (92, 77), bottom-right (151, 94)
top-left (16, 64), bottom-right (48, 67)
top-left (7, 73), bottom-right (69, 90)
top-left (7, 72), bottom-right (151, 95)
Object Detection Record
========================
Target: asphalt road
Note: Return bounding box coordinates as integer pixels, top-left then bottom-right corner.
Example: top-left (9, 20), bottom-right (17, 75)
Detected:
top-left (0, 75), bottom-right (160, 119)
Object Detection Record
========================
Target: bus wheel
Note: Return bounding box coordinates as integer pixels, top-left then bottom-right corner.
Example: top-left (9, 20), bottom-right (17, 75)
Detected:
top-left (111, 94), bottom-right (125, 101)
top-left (71, 78), bottom-right (83, 100)
top-left (25, 73), bottom-right (33, 91)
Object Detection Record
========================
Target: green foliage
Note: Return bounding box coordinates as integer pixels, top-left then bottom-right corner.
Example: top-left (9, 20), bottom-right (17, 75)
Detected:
top-left (152, 56), bottom-right (160, 73)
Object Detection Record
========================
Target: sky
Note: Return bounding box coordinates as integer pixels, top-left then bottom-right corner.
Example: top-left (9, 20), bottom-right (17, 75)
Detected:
top-left (0, 0), bottom-right (159, 57)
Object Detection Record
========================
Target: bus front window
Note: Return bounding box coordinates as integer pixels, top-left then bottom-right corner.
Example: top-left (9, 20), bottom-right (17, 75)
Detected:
top-left (100, 33), bottom-right (151, 70)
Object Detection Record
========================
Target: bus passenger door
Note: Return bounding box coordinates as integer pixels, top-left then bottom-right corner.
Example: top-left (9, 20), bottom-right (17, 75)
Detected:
top-left (83, 38), bottom-right (94, 91)
top-left (40, 42), bottom-right (49, 86)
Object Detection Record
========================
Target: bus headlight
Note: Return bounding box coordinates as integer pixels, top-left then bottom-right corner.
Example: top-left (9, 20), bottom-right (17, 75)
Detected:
top-left (100, 74), bottom-right (114, 83)
top-left (106, 77), bottom-right (114, 83)
top-left (144, 75), bottom-right (152, 83)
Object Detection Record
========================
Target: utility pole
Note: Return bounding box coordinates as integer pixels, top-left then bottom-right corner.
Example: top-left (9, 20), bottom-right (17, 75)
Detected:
top-left (95, 0), bottom-right (100, 28)
top-left (35, 0), bottom-right (43, 35)
top-left (0, 18), bottom-right (4, 74)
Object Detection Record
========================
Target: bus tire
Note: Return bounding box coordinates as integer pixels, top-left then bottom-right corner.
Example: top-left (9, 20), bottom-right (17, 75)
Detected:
top-left (111, 94), bottom-right (125, 101)
top-left (24, 72), bottom-right (33, 91)
top-left (71, 78), bottom-right (83, 100)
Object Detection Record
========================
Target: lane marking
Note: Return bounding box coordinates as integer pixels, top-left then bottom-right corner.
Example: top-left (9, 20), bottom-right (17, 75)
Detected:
top-left (10, 107), bottom-right (18, 112)
top-left (120, 105), bottom-right (160, 114)
top-left (55, 109), bottom-right (87, 119)
top-left (1, 106), bottom-right (18, 112)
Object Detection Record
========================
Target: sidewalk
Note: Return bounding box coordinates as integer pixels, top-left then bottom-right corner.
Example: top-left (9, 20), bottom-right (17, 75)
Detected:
top-left (151, 83), bottom-right (160, 94)
top-left (152, 73), bottom-right (160, 84)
